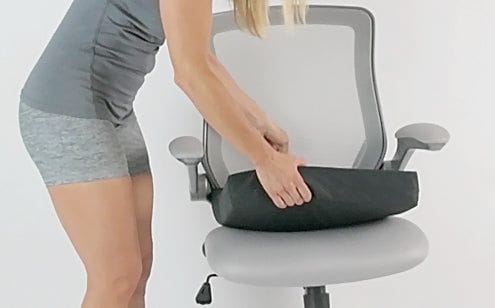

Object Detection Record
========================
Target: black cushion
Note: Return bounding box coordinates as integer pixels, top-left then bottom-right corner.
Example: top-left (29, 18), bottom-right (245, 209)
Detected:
top-left (206, 166), bottom-right (419, 232)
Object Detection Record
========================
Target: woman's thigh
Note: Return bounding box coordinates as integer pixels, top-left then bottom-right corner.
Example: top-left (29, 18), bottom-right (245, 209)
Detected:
top-left (115, 112), bottom-right (156, 283)
top-left (108, 106), bottom-right (155, 276)
top-left (17, 100), bottom-right (150, 281)
top-left (48, 176), bottom-right (143, 285)
top-left (114, 111), bottom-right (153, 178)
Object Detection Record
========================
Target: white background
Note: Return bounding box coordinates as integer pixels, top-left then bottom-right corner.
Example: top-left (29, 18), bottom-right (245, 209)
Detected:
top-left (1, 0), bottom-right (494, 307)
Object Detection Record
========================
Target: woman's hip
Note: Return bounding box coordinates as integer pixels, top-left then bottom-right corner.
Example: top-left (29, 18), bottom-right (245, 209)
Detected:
top-left (18, 100), bottom-right (151, 187)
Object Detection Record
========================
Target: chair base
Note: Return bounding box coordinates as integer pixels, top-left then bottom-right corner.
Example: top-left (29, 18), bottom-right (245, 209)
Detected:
top-left (303, 286), bottom-right (331, 308)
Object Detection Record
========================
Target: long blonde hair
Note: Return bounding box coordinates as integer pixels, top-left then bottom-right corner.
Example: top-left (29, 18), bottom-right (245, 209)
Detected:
top-left (231, 0), bottom-right (309, 38)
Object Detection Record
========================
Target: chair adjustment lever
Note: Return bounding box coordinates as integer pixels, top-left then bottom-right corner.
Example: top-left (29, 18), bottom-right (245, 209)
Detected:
top-left (195, 273), bottom-right (218, 305)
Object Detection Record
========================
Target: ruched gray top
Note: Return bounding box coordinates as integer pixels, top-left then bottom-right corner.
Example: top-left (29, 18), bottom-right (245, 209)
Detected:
top-left (20, 0), bottom-right (166, 126)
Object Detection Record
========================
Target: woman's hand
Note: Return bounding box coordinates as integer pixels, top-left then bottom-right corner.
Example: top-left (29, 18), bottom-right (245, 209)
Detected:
top-left (262, 120), bottom-right (289, 153)
top-left (254, 149), bottom-right (313, 209)
top-left (244, 106), bottom-right (311, 209)
top-left (236, 99), bottom-right (289, 153)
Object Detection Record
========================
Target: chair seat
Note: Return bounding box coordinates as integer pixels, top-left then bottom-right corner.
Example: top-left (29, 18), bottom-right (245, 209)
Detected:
top-left (203, 217), bottom-right (428, 287)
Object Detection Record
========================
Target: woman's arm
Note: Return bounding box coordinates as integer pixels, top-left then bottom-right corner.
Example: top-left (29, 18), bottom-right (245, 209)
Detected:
top-left (206, 53), bottom-right (290, 153)
top-left (158, 0), bottom-right (274, 166)
top-left (206, 52), bottom-right (270, 133)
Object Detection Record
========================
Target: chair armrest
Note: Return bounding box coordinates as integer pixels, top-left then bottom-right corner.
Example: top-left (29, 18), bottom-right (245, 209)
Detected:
top-left (381, 122), bottom-right (450, 171)
top-left (168, 136), bottom-right (211, 201)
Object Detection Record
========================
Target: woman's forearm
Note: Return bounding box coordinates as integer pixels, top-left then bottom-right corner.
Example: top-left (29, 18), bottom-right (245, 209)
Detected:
top-left (206, 52), bottom-right (271, 133)
top-left (175, 58), bottom-right (274, 166)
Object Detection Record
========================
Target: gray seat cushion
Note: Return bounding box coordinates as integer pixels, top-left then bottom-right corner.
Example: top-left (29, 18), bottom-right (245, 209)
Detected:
top-left (203, 217), bottom-right (428, 287)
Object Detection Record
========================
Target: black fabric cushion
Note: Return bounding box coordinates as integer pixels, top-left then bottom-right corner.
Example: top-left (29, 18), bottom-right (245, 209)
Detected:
top-left (206, 166), bottom-right (419, 232)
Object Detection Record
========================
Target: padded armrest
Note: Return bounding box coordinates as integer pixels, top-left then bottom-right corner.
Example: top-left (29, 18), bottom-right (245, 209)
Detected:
top-left (382, 122), bottom-right (450, 171)
top-left (168, 136), bottom-right (211, 201)
top-left (169, 136), bottom-right (204, 163)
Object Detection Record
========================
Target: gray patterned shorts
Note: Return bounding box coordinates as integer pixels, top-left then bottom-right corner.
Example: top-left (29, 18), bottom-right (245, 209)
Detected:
top-left (18, 100), bottom-right (152, 187)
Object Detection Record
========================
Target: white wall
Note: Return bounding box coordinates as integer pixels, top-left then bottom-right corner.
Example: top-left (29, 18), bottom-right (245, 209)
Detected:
top-left (1, 0), bottom-right (493, 307)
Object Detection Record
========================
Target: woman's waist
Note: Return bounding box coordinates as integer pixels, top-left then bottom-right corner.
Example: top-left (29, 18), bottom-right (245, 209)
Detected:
top-left (20, 84), bottom-right (136, 127)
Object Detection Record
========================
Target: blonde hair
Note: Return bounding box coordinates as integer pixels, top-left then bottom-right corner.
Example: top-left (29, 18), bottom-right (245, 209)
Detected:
top-left (231, 0), bottom-right (309, 38)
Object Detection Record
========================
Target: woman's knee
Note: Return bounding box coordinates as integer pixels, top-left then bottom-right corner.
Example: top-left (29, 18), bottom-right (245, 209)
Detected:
top-left (141, 251), bottom-right (153, 277)
top-left (135, 251), bottom-right (153, 291)
top-left (88, 256), bottom-right (143, 297)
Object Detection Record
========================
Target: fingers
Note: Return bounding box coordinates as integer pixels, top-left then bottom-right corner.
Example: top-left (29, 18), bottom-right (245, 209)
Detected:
top-left (284, 181), bottom-right (304, 206)
top-left (276, 156), bottom-right (312, 208)
top-left (265, 138), bottom-right (287, 153)
top-left (293, 156), bottom-right (312, 203)
top-left (269, 186), bottom-right (297, 208)
top-left (276, 142), bottom-right (289, 153)
top-left (280, 142), bottom-right (289, 153)
top-left (264, 125), bottom-right (289, 153)
top-left (262, 180), bottom-right (287, 209)
top-left (269, 191), bottom-right (286, 209)
top-left (275, 176), bottom-right (311, 208)
top-left (294, 173), bottom-right (312, 202)
top-left (258, 151), bottom-right (311, 209)
top-left (278, 190), bottom-right (295, 207)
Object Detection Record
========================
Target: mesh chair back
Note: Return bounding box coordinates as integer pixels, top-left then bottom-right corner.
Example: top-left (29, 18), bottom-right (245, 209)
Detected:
top-left (203, 5), bottom-right (387, 188)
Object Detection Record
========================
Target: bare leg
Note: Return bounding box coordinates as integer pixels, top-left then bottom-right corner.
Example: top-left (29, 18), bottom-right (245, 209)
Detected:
top-left (47, 175), bottom-right (143, 308)
top-left (127, 171), bottom-right (155, 308)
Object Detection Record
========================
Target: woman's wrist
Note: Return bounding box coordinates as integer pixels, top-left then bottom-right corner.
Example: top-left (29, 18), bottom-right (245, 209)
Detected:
top-left (248, 133), bottom-right (276, 167)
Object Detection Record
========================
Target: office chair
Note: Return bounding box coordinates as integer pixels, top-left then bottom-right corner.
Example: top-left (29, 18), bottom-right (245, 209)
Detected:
top-left (168, 5), bottom-right (450, 307)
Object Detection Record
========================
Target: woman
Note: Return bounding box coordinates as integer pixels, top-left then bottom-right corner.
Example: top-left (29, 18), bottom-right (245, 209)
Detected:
top-left (17, 0), bottom-right (313, 307)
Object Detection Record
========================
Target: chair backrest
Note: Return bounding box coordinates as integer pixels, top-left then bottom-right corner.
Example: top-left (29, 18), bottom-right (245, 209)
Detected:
top-left (203, 4), bottom-right (387, 189)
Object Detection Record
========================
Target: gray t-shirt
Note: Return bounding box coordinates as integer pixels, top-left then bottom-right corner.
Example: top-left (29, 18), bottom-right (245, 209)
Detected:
top-left (20, 0), bottom-right (166, 126)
